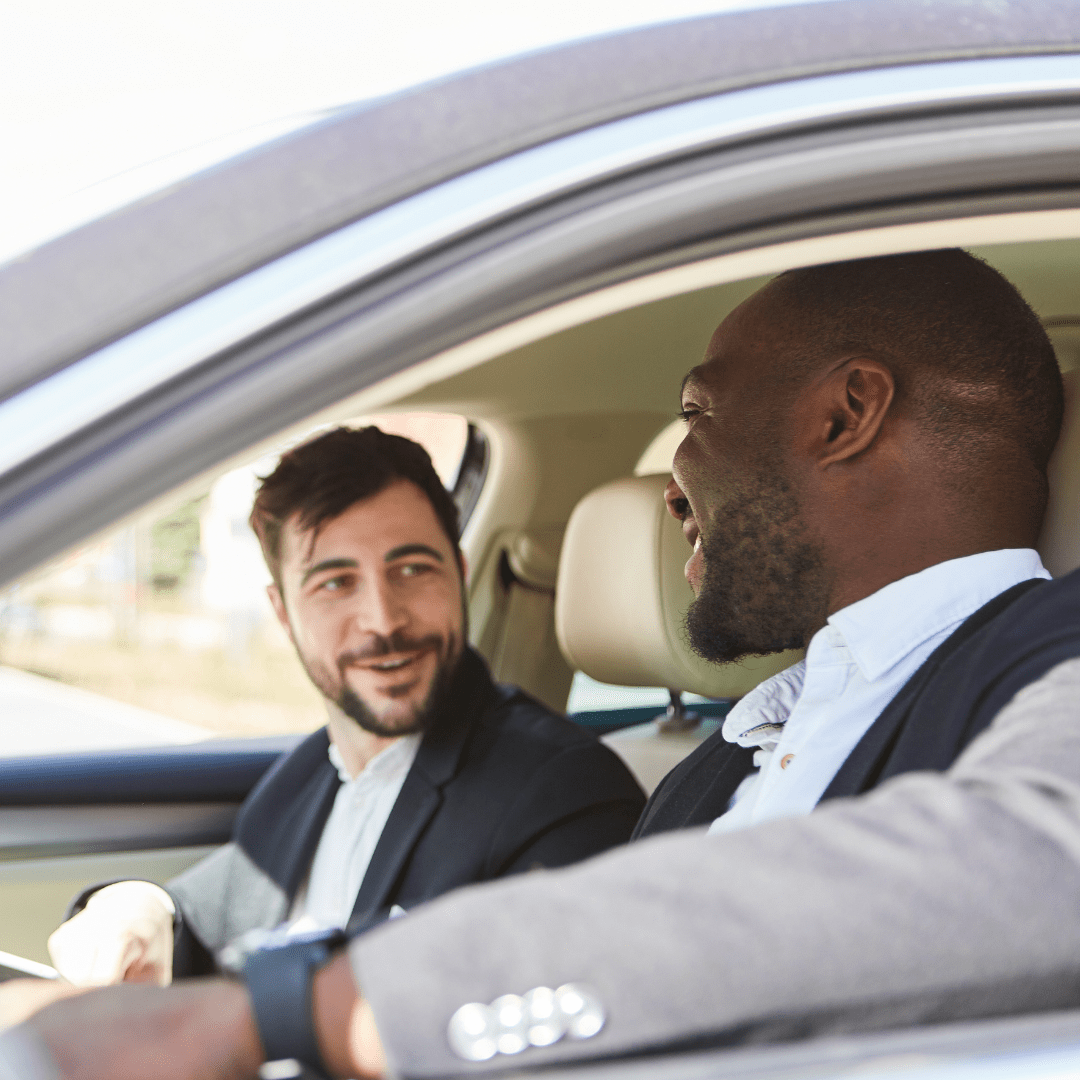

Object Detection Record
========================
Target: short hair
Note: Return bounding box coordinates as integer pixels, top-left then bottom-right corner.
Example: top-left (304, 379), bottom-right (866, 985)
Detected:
top-left (768, 250), bottom-right (1063, 494)
top-left (250, 426), bottom-right (461, 588)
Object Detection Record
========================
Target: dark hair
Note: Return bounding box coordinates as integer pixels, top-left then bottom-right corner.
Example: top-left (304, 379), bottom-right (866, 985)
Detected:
top-left (250, 426), bottom-right (461, 587)
top-left (769, 250), bottom-right (1064, 501)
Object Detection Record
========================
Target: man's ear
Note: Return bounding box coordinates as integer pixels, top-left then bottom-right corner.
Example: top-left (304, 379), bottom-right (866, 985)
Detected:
top-left (812, 358), bottom-right (895, 468)
top-left (458, 550), bottom-right (469, 586)
top-left (266, 583), bottom-right (294, 643)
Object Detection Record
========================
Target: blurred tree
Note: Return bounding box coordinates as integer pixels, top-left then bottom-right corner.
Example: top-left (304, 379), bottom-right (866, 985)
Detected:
top-left (150, 496), bottom-right (206, 593)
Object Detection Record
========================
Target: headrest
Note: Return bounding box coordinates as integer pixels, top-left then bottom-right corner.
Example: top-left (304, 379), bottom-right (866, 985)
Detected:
top-left (555, 473), bottom-right (802, 698)
top-left (1039, 366), bottom-right (1080, 576)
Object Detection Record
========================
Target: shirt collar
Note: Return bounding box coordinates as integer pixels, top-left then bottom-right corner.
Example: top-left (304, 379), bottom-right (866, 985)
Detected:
top-left (328, 733), bottom-right (422, 784)
top-left (722, 659), bottom-right (806, 748)
top-left (823, 548), bottom-right (1050, 683)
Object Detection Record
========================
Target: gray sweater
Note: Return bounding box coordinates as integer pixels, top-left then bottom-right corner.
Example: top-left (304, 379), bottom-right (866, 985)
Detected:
top-left (353, 656), bottom-right (1080, 1076)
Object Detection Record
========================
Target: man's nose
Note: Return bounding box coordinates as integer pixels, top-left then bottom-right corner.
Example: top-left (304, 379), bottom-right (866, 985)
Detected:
top-left (665, 477), bottom-right (691, 521)
top-left (354, 577), bottom-right (408, 636)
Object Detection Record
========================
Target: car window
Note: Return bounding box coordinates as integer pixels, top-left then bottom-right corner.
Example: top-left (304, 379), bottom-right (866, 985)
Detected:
top-left (0, 413), bottom-right (470, 758)
top-left (635, 419), bottom-right (683, 476)
top-left (565, 670), bottom-right (734, 733)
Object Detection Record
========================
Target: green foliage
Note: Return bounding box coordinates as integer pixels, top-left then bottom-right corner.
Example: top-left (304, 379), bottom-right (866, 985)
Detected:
top-left (150, 496), bottom-right (206, 592)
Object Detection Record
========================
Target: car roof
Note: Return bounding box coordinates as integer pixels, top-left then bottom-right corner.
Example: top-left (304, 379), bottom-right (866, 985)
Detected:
top-left (3, 0), bottom-right (1079, 403)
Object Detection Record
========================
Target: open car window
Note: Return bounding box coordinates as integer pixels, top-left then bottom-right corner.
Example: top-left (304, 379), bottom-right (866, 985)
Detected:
top-left (0, 413), bottom-right (472, 758)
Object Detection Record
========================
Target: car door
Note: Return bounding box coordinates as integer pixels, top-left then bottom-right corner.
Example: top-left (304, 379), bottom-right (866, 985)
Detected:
top-left (3, 3), bottom-right (1080, 1072)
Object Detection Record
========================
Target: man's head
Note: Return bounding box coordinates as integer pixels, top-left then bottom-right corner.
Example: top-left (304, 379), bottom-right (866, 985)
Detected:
top-left (669, 249), bottom-right (1064, 665)
top-left (251, 426), bottom-right (466, 738)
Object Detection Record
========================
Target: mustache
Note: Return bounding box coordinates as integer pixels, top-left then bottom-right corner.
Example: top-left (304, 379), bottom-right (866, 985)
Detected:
top-left (337, 631), bottom-right (446, 668)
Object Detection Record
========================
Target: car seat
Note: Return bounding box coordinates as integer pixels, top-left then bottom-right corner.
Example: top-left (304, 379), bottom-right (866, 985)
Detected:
top-left (554, 472), bottom-right (801, 792)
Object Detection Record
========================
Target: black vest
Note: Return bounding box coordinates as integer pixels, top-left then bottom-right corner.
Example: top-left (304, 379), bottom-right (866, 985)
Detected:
top-left (634, 567), bottom-right (1080, 839)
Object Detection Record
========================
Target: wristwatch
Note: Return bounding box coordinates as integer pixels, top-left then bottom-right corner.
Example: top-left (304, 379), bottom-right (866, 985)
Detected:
top-left (218, 926), bottom-right (348, 1079)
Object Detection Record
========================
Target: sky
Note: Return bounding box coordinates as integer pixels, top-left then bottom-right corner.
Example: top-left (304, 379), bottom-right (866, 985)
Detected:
top-left (0, 0), bottom-right (827, 260)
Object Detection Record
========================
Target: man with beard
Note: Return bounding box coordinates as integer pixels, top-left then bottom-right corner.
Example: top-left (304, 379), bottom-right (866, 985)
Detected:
top-left (15, 250), bottom-right (1080, 1079)
top-left (633, 247), bottom-right (1063, 838)
top-left (46, 426), bottom-right (644, 985)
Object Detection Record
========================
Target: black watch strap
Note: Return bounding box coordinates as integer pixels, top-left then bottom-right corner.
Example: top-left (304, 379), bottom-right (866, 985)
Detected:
top-left (225, 928), bottom-right (347, 1078)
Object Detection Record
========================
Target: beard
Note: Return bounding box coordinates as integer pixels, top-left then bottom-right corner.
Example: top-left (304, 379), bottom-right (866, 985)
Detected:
top-left (685, 469), bottom-right (831, 665)
top-left (301, 629), bottom-right (462, 738)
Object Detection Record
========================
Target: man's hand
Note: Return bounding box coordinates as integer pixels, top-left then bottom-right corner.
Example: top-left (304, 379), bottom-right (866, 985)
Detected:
top-left (26, 979), bottom-right (263, 1080)
top-left (48, 882), bottom-right (175, 987)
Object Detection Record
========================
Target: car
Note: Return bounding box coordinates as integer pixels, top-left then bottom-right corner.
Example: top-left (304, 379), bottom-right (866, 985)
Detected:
top-left (4, 1), bottom-right (1080, 1075)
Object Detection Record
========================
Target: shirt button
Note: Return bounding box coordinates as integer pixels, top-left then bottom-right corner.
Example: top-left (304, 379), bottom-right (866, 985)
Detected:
top-left (780, 753), bottom-right (795, 770)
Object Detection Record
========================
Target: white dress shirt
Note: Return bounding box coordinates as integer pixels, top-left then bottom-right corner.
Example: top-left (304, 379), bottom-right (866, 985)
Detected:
top-left (708, 548), bottom-right (1050, 836)
top-left (288, 733), bottom-right (421, 932)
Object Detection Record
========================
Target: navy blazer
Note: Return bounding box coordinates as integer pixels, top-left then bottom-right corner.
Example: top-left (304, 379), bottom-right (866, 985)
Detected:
top-left (162, 648), bottom-right (644, 974)
top-left (635, 569), bottom-right (1080, 838)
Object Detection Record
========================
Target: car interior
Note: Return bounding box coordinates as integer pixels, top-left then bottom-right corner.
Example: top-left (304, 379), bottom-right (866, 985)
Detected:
top-left (3, 221), bottom-right (1080, 1001)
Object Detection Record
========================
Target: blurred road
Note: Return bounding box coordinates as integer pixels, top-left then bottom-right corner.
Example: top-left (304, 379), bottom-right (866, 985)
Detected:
top-left (0, 666), bottom-right (213, 757)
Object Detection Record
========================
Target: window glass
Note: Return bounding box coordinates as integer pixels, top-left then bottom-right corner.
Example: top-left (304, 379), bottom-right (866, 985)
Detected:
top-left (565, 671), bottom-right (713, 714)
top-left (634, 419), bottom-right (683, 476)
top-left (0, 413), bottom-right (469, 757)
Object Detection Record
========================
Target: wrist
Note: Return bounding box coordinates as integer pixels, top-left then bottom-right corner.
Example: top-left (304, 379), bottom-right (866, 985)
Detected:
top-left (207, 979), bottom-right (266, 1078)
top-left (219, 928), bottom-right (346, 1078)
top-left (88, 881), bottom-right (175, 918)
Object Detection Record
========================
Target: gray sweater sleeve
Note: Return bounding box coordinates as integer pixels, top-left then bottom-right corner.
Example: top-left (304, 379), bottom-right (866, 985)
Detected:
top-left (350, 656), bottom-right (1080, 1077)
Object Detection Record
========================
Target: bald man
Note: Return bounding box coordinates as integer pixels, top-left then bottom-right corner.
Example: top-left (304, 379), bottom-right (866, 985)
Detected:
top-left (636, 249), bottom-right (1064, 837)
top-left (8, 250), bottom-right (1080, 1079)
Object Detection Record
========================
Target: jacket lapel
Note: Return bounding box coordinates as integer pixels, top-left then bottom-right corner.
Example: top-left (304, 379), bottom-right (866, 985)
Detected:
top-left (234, 727), bottom-right (342, 903)
top-left (633, 730), bottom-right (756, 838)
top-left (348, 769), bottom-right (442, 924)
top-left (348, 648), bottom-right (496, 924)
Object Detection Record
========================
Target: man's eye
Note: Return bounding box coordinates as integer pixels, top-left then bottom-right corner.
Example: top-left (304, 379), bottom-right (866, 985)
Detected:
top-left (319, 575), bottom-right (350, 592)
top-left (677, 407), bottom-right (701, 422)
top-left (400, 563), bottom-right (433, 578)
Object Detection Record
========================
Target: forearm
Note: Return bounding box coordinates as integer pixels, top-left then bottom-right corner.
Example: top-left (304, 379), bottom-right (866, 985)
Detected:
top-left (24, 980), bottom-right (263, 1080)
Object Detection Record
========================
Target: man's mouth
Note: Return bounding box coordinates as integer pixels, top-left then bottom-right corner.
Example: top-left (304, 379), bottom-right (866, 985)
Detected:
top-left (337, 633), bottom-right (446, 686)
top-left (370, 655), bottom-right (416, 671)
top-left (361, 650), bottom-right (428, 674)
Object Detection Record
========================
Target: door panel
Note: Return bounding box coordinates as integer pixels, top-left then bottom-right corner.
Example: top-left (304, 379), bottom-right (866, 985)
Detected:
top-left (0, 846), bottom-right (215, 966)
top-left (0, 737), bottom-right (298, 968)
top-left (0, 738), bottom-right (298, 804)
top-left (0, 804), bottom-right (239, 861)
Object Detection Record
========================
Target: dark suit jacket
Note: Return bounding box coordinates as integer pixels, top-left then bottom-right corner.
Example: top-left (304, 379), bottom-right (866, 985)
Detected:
top-left (635, 573), bottom-right (1077, 837)
top-left (158, 648), bottom-right (644, 974)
